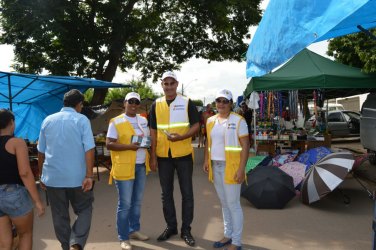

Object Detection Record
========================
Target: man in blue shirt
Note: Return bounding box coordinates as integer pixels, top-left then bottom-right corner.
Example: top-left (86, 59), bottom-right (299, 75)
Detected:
top-left (38, 89), bottom-right (95, 250)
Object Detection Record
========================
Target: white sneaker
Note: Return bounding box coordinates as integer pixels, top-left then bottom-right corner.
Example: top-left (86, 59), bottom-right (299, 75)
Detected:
top-left (129, 231), bottom-right (150, 241)
top-left (120, 240), bottom-right (132, 250)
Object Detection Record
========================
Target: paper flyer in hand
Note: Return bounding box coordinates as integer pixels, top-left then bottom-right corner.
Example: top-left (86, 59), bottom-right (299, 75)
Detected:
top-left (131, 135), bottom-right (151, 148)
top-left (163, 130), bottom-right (171, 137)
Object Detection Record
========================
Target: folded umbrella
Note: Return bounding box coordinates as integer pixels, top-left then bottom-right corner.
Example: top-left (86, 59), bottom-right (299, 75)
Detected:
top-left (301, 151), bottom-right (354, 204)
top-left (241, 165), bottom-right (296, 209)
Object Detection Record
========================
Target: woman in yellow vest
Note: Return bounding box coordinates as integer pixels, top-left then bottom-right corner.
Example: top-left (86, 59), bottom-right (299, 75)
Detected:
top-left (106, 92), bottom-right (150, 250)
top-left (203, 89), bottom-right (250, 250)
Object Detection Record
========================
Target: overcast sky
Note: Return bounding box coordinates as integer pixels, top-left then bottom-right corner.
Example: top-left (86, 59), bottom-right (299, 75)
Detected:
top-left (0, 0), bottom-right (331, 105)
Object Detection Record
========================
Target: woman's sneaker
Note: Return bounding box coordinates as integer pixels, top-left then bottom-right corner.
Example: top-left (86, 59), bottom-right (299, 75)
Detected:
top-left (129, 231), bottom-right (149, 241)
top-left (120, 240), bottom-right (132, 250)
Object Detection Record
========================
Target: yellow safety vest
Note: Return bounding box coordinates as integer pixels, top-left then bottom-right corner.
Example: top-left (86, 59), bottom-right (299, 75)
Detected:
top-left (155, 95), bottom-right (192, 158)
top-left (109, 114), bottom-right (150, 183)
top-left (206, 112), bottom-right (244, 184)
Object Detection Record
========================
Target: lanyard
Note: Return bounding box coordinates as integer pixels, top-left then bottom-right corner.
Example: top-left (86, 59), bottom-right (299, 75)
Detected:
top-left (124, 114), bottom-right (145, 136)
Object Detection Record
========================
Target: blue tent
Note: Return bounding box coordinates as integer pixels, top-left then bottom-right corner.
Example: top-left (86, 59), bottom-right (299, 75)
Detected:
top-left (246, 0), bottom-right (376, 78)
top-left (0, 71), bottom-right (125, 141)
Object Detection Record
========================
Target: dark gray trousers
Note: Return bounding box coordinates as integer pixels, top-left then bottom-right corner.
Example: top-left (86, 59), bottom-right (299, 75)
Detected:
top-left (46, 186), bottom-right (94, 250)
top-left (158, 156), bottom-right (194, 232)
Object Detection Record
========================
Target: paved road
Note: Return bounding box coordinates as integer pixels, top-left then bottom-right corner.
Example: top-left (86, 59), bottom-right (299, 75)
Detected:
top-left (32, 142), bottom-right (374, 250)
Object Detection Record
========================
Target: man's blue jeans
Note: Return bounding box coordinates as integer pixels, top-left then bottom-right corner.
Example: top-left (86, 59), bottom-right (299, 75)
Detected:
top-left (114, 163), bottom-right (147, 241)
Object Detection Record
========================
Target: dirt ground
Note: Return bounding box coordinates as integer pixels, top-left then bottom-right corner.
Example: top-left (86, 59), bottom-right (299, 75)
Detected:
top-left (31, 139), bottom-right (375, 250)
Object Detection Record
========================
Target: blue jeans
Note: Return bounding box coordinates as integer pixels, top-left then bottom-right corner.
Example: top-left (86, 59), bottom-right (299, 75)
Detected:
top-left (114, 163), bottom-right (147, 241)
top-left (212, 160), bottom-right (243, 247)
top-left (0, 184), bottom-right (33, 217)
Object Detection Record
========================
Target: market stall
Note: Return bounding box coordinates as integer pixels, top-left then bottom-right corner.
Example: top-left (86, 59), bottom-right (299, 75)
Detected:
top-left (241, 0), bottom-right (375, 209)
top-left (243, 49), bottom-right (376, 156)
top-left (0, 71), bottom-right (127, 141)
top-left (245, 49), bottom-right (376, 99)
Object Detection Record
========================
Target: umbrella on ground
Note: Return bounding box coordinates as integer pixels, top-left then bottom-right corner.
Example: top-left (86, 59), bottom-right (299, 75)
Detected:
top-left (279, 161), bottom-right (306, 188)
top-left (241, 165), bottom-right (296, 209)
top-left (297, 146), bottom-right (332, 172)
top-left (301, 151), bottom-right (354, 204)
top-left (352, 153), bottom-right (369, 171)
top-left (245, 155), bottom-right (266, 173)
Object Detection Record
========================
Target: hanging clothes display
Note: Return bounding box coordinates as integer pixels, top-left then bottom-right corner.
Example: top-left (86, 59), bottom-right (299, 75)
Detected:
top-left (313, 90), bottom-right (317, 118)
top-left (288, 90), bottom-right (299, 120)
top-left (268, 92), bottom-right (272, 120)
top-left (316, 89), bottom-right (325, 108)
top-left (259, 92), bottom-right (264, 120)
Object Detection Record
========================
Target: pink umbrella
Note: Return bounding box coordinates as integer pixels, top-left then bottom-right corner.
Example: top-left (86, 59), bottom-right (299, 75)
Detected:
top-left (279, 161), bottom-right (306, 188)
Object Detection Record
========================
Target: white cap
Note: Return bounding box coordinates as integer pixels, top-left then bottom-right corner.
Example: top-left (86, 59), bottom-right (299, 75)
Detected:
top-left (216, 89), bottom-right (233, 101)
top-left (124, 92), bottom-right (141, 102)
top-left (161, 71), bottom-right (178, 81)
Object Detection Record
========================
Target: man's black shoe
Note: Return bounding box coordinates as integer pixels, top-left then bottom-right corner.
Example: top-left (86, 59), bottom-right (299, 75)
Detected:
top-left (181, 231), bottom-right (195, 247)
top-left (157, 227), bottom-right (178, 241)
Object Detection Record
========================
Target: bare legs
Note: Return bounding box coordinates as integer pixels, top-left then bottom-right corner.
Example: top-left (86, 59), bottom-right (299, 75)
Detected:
top-left (0, 211), bottom-right (34, 250)
top-left (0, 216), bottom-right (12, 250)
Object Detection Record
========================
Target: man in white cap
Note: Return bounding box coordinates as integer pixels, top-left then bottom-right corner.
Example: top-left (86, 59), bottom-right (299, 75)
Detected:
top-left (106, 92), bottom-right (151, 250)
top-left (149, 71), bottom-right (199, 247)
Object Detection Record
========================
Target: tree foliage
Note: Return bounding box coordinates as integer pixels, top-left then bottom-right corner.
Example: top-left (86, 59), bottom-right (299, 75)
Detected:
top-left (0, 0), bottom-right (262, 104)
top-left (190, 99), bottom-right (203, 107)
top-left (327, 28), bottom-right (376, 73)
top-left (84, 79), bottom-right (159, 105)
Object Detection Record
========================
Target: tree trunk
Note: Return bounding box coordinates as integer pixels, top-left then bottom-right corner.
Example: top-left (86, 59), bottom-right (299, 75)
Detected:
top-left (89, 0), bottom-right (138, 106)
top-left (90, 39), bottom-right (124, 105)
top-left (90, 89), bottom-right (108, 105)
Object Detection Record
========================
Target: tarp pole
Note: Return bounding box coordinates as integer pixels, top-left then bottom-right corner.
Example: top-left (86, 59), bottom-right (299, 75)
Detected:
top-left (253, 109), bottom-right (257, 151)
top-left (357, 25), bottom-right (376, 41)
top-left (325, 99), bottom-right (329, 132)
top-left (7, 74), bottom-right (12, 111)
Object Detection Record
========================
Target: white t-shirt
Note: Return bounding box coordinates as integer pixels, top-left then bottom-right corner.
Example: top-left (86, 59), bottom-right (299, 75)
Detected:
top-left (210, 118), bottom-right (248, 161)
top-left (107, 114), bottom-right (147, 164)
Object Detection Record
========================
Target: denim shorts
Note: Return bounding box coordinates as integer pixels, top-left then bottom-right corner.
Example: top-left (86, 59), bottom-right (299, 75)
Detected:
top-left (0, 184), bottom-right (34, 218)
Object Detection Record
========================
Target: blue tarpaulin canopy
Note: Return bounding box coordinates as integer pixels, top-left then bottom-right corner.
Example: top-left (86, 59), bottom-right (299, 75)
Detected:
top-left (246, 0), bottom-right (376, 78)
top-left (0, 71), bottom-right (125, 141)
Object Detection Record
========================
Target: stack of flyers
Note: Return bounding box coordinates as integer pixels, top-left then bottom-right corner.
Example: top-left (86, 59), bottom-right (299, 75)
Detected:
top-left (131, 135), bottom-right (151, 148)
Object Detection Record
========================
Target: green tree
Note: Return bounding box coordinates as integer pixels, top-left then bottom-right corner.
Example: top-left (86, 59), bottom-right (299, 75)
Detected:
top-left (0, 0), bottom-right (262, 105)
top-left (191, 99), bottom-right (203, 107)
top-left (83, 88), bottom-right (94, 103)
top-left (327, 28), bottom-right (376, 73)
top-left (85, 79), bottom-right (159, 105)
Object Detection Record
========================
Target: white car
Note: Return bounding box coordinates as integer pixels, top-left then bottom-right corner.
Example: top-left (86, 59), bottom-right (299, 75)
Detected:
top-left (305, 110), bottom-right (360, 137)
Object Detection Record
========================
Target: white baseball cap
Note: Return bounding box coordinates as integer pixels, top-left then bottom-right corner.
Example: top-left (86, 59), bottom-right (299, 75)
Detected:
top-left (216, 89), bottom-right (233, 101)
top-left (161, 71), bottom-right (178, 81)
top-left (124, 92), bottom-right (141, 102)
